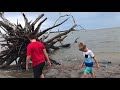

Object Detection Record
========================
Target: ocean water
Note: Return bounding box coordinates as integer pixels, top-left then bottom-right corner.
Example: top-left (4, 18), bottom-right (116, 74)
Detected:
top-left (0, 27), bottom-right (120, 64)
top-left (48, 27), bottom-right (120, 64)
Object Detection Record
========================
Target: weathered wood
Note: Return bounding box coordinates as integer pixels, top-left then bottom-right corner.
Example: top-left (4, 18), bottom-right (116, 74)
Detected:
top-left (74, 37), bottom-right (80, 43)
top-left (33, 17), bottom-right (47, 35)
top-left (45, 25), bottom-right (77, 44)
top-left (32, 14), bottom-right (44, 26)
top-left (37, 18), bottom-right (69, 37)
top-left (0, 12), bottom-right (16, 29)
top-left (0, 12), bottom-right (77, 69)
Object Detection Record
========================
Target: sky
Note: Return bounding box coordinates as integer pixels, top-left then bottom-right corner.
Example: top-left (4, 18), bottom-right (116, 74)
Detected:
top-left (1, 12), bottom-right (120, 31)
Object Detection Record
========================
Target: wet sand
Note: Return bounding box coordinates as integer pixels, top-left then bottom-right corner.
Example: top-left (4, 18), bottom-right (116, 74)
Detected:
top-left (0, 60), bottom-right (120, 78)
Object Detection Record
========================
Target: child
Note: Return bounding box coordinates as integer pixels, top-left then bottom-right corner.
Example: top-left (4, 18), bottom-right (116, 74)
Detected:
top-left (26, 33), bottom-right (51, 78)
top-left (78, 42), bottom-right (100, 78)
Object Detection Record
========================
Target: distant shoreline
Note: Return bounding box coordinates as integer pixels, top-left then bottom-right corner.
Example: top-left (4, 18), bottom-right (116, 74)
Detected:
top-left (87, 26), bottom-right (120, 31)
top-left (48, 26), bottom-right (120, 33)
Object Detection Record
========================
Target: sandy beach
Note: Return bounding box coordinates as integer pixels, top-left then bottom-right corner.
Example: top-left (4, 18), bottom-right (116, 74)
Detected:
top-left (0, 27), bottom-right (120, 78)
top-left (1, 62), bottom-right (120, 78)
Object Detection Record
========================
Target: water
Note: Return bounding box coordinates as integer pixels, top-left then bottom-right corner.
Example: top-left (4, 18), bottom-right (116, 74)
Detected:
top-left (0, 27), bottom-right (120, 64)
top-left (48, 27), bottom-right (120, 64)
top-left (0, 27), bottom-right (120, 78)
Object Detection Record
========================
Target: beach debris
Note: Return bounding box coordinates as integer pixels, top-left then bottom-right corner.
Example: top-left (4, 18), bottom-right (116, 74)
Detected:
top-left (50, 59), bottom-right (61, 65)
top-left (98, 61), bottom-right (112, 64)
top-left (74, 37), bottom-right (80, 43)
top-left (59, 43), bottom-right (71, 48)
top-left (0, 12), bottom-right (79, 69)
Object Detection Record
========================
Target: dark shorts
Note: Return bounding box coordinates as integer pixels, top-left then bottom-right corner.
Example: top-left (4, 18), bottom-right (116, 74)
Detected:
top-left (33, 62), bottom-right (45, 78)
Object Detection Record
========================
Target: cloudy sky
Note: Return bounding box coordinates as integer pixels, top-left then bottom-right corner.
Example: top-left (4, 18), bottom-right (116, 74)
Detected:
top-left (1, 12), bottom-right (120, 31)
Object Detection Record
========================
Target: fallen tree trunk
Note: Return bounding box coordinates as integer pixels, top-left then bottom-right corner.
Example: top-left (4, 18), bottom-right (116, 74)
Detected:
top-left (0, 12), bottom-right (77, 69)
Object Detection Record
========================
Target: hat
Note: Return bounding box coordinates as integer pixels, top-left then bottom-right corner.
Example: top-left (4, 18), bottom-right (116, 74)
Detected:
top-left (78, 42), bottom-right (86, 51)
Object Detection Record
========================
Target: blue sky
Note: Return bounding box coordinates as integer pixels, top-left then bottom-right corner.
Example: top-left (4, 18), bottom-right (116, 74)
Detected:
top-left (1, 12), bottom-right (120, 31)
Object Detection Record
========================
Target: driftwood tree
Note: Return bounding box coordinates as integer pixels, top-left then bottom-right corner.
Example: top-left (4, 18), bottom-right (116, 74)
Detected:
top-left (0, 12), bottom-right (77, 69)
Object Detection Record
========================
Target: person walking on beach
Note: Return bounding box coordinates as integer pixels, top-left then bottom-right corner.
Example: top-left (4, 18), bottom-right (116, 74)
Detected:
top-left (78, 42), bottom-right (100, 78)
top-left (26, 33), bottom-right (51, 78)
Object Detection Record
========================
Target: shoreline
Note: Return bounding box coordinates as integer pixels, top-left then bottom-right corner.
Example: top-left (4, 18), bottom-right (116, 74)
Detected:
top-left (0, 61), bottom-right (120, 78)
top-left (0, 26), bottom-right (120, 78)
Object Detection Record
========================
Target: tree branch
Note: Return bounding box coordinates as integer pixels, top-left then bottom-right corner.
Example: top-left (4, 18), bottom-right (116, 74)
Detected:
top-left (37, 18), bottom-right (69, 37)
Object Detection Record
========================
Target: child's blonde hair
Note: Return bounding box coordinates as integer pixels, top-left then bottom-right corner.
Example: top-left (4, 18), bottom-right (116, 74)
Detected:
top-left (78, 42), bottom-right (86, 51)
